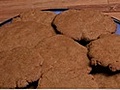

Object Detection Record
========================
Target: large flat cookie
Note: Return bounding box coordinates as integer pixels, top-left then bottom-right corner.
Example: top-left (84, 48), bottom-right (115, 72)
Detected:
top-left (88, 34), bottom-right (120, 72)
top-left (35, 35), bottom-right (91, 74)
top-left (35, 35), bottom-right (98, 88)
top-left (53, 9), bottom-right (116, 41)
top-left (0, 21), bottom-right (55, 52)
top-left (0, 47), bottom-right (43, 88)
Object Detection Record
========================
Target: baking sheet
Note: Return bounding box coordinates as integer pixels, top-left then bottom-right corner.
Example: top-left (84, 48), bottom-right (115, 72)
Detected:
top-left (0, 9), bottom-right (120, 35)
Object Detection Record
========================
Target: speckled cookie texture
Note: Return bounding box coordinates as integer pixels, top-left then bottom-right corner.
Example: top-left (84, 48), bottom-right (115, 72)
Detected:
top-left (0, 47), bottom-right (44, 88)
top-left (35, 35), bottom-right (98, 88)
top-left (0, 21), bottom-right (55, 52)
top-left (35, 35), bottom-right (91, 73)
top-left (93, 73), bottom-right (120, 88)
top-left (88, 34), bottom-right (120, 72)
top-left (13, 9), bottom-right (56, 26)
top-left (53, 9), bottom-right (116, 41)
top-left (0, 9), bottom-right (120, 89)
top-left (38, 69), bottom-right (98, 88)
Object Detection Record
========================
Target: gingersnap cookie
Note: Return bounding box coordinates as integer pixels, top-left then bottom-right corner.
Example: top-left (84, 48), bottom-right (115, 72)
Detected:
top-left (53, 9), bottom-right (116, 41)
top-left (0, 21), bottom-right (56, 52)
top-left (93, 73), bottom-right (120, 88)
top-left (35, 35), bottom-right (98, 88)
top-left (13, 9), bottom-right (56, 26)
top-left (35, 35), bottom-right (91, 74)
top-left (88, 34), bottom-right (120, 72)
top-left (0, 47), bottom-right (43, 88)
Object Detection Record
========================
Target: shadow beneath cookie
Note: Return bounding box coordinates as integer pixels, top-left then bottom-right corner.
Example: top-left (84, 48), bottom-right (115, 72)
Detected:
top-left (0, 15), bottom-right (19, 27)
top-left (16, 79), bottom-right (39, 89)
top-left (51, 23), bottom-right (62, 34)
top-left (75, 39), bottom-right (90, 46)
top-left (90, 65), bottom-right (120, 76)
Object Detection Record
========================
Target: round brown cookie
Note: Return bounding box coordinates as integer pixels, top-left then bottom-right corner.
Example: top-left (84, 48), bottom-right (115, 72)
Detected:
top-left (0, 47), bottom-right (44, 88)
top-left (34, 35), bottom-right (97, 88)
top-left (13, 9), bottom-right (56, 26)
top-left (88, 34), bottom-right (120, 72)
top-left (35, 35), bottom-right (91, 74)
top-left (93, 73), bottom-right (120, 88)
top-left (53, 9), bottom-right (116, 41)
top-left (0, 21), bottom-right (56, 52)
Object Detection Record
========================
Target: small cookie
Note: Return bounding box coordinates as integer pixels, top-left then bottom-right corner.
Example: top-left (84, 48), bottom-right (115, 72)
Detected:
top-left (13, 9), bottom-right (56, 26)
top-left (0, 47), bottom-right (43, 88)
top-left (53, 9), bottom-right (116, 41)
top-left (0, 21), bottom-right (55, 52)
top-left (93, 73), bottom-right (120, 88)
top-left (88, 34), bottom-right (120, 72)
top-left (35, 35), bottom-right (91, 74)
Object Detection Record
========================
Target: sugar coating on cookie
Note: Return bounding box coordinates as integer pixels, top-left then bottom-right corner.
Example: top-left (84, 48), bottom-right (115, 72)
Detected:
top-left (0, 47), bottom-right (44, 88)
top-left (88, 34), bottom-right (120, 72)
top-left (0, 21), bottom-right (56, 52)
top-left (53, 9), bottom-right (116, 41)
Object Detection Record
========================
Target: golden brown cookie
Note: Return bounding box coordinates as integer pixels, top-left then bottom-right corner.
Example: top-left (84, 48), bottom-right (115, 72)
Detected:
top-left (53, 9), bottom-right (116, 41)
top-left (88, 34), bottom-right (120, 72)
top-left (0, 47), bottom-right (44, 88)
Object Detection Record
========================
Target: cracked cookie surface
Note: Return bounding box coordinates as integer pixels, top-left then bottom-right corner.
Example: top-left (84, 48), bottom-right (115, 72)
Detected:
top-left (88, 34), bottom-right (120, 72)
top-left (0, 47), bottom-right (43, 88)
top-left (53, 9), bottom-right (116, 41)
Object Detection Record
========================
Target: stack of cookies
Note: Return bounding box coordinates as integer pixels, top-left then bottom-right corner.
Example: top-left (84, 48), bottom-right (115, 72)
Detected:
top-left (0, 9), bottom-right (119, 89)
